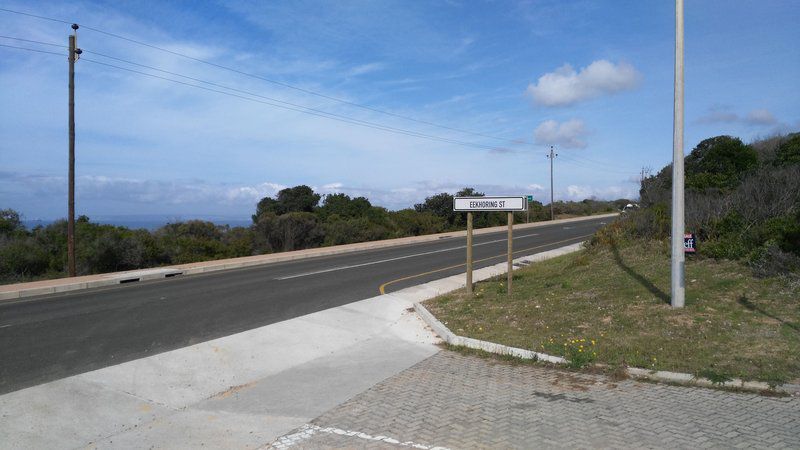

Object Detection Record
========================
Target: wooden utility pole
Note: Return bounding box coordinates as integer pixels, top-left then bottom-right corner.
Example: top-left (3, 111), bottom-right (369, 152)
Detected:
top-left (68, 24), bottom-right (81, 277)
top-left (547, 146), bottom-right (557, 220)
top-left (466, 212), bottom-right (473, 294)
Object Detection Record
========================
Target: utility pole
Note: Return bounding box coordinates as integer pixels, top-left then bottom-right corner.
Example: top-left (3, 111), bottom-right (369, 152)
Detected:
top-left (68, 24), bottom-right (81, 277)
top-left (547, 146), bottom-right (557, 220)
top-left (671, 0), bottom-right (685, 308)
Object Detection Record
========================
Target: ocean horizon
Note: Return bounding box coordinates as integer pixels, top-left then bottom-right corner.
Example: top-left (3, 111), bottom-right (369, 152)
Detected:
top-left (21, 215), bottom-right (254, 231)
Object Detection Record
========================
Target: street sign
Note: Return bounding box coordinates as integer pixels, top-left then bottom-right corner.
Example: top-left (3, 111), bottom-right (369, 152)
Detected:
top-left (527, 195), bottom-right (534, 202)
top-left (454, 196), bottom-right (525, 297)
top-left (453, 196), bottom-right (527, 212)
top-left (684, 233), bottom-right (696, 254)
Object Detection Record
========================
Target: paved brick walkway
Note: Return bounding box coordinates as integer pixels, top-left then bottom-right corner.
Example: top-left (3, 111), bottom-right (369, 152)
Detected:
top-left (267, 351), bottom-right (800, 449)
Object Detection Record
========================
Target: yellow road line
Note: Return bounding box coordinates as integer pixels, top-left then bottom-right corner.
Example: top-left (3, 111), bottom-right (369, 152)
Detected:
top-left (378, 234), bottom-right (592, 294)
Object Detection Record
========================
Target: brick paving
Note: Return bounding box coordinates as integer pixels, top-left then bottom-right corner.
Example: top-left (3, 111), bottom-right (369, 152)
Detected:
top-left (267, 350), bottom-right (800, 449)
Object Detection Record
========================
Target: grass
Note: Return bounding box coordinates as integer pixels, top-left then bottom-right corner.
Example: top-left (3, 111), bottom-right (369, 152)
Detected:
top-left (424, 239), bottom-right (800, 385)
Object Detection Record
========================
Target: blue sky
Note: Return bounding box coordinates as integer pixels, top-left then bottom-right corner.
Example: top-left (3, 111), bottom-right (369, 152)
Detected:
top-left (1, 0), bottom-right (798, 221)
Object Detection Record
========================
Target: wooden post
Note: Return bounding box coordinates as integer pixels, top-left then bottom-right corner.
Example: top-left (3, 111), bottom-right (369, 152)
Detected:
top-left (466, 212), bottom-right (473, 294)
top-left (507, 212), bottom-right (513, 296)
top-left (67, 32), bottom-right (77, 277)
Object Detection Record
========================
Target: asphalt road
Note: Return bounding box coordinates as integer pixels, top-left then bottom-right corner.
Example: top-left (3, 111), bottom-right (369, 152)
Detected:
top-left (0, 216), bottom-right (609, 394)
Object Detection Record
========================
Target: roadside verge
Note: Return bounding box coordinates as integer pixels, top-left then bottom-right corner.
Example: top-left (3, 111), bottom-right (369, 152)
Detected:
top-left (409, 245), bottom-right (800, 396)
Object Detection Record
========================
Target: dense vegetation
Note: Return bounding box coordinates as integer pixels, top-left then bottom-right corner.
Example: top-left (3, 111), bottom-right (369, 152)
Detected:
top-left (0, 189), bottom-right (625, 283)
top-left (597, 132), bottom-right (800, 279)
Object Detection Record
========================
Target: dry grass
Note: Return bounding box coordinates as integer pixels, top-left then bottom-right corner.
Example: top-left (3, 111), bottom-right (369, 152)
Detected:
top-left (424, 239), bottom-right (800, 384)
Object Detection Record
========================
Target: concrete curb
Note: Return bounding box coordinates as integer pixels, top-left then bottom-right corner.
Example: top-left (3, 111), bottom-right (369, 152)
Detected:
top-left (387, 241), bottom-right (587, 364)
top-left (413, 301), bottom-right (566, 364)
top-left (0, 213), bottom-right (616, 301)
top-left (409, 251), bottom-right (800, 396)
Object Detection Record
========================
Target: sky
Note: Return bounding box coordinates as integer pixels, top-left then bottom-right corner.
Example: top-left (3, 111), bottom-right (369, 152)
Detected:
top-left (1, 0), bottom-right (798, 221)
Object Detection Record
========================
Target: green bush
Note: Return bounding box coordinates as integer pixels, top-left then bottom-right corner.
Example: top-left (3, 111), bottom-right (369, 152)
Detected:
top-left (775, 132), bottom-right (800, 166)
top-left (685, 136), bottom-right (758, 190)
top-left (0, 237), bottom-right (51, 281)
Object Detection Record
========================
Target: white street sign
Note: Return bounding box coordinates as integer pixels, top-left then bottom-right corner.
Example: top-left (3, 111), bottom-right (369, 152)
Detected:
top-left (453, 196), bottom-right (527, 212)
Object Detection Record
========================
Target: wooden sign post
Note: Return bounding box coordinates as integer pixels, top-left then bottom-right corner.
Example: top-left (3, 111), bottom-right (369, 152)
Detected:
top-left (454, 197), bottom-right (527, 296)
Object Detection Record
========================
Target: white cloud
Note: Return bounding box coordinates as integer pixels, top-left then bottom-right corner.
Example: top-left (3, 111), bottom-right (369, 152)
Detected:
top-left (566, 185), bottom-right (592, 199)
top-left (489, 147), bottom-right (515, 155)
top-left (321, 182), bottom-right (344, 190)
top-left (563, 184), bottom-right (637, 201)
top-left (347, 62), bottom-right (385, 76)
top-left (696, 107), bottom-right (779, 126)
top-left (534, 119), bottom-right (588, 149)
top-left (745, 109), bottom-right (777, 125)
top-left (526, 60), bottom-right (641, 107)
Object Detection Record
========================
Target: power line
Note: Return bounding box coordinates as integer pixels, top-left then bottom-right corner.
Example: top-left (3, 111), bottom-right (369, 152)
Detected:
top-left (1, 40), bottom-right (650, 171)
top-left (0, 6), bottom-right (528, 146)
top-left (0, 42), bottom-right (64, 56)
top-left (0, 35), bottom-right (65, 48)
top-left (78, 57), bottom-right (499, 150)
top-left (80, 50), bottom-right (498, 149)
top-left (2, 38), bottom-right (652, 167)
top-left (0, 7), bottom-right (71, 25)
top-left (0, 37), bottom-right (500, 150)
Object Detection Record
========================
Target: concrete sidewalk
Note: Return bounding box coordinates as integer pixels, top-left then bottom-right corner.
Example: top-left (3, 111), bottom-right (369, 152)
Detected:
top-left (0, 238), bottom-right (583, 449)
top-left (0, 291), bottom-right (440, 449)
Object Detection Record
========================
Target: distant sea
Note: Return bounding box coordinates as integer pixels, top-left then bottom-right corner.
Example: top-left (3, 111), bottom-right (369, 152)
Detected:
top-left (22, 215), bottom-right (253, 231)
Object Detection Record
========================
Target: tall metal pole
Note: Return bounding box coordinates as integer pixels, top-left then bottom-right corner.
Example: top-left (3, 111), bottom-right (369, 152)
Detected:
top-left (547, 146), bottom-right (557, 220)
top-left (671, 0), bottom-right (685, 308)
top-left (67, 29), bottom-right (77, 277)
top-left (466, 212), bottom-right (473, 294)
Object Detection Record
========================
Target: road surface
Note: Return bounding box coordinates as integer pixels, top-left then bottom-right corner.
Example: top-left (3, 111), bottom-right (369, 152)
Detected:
top-left (0, 216), bottom-right (608, 394)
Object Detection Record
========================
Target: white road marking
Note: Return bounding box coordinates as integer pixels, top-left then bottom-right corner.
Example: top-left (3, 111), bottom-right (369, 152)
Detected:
top-left (0, 324), bottom-right (11, 329)
top-left (267, 424), bottom-right (450, 449)
top-left (275, 233), bottom-right (539, 280)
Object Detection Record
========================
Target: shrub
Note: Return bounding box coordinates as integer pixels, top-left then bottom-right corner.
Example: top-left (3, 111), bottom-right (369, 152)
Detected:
top-left (748, 244), bottom-right (800, 279)
top-left (0, 237), bottom-right (50, 281)
top-left (775, 132), bottom-right (800, 166)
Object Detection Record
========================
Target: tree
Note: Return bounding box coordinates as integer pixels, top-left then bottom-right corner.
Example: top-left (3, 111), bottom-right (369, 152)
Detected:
top-left (390, 209), bottom-right (446, 237)
top-left (253, 212), bottom-right (323, 252)
top-left (253, 185), bottom-right (321, 221)
top-left (154, 220), bottom-right (226, 264)
top-left (0, 237), bottom-right (50, 282)
top-left (775, 132), bottom-right (800, 167)
top-left (318, 193), bottom-right (372, 220)
top-left (685, 136), bottom-right (758, 190)
top-left (414, 192), bottom-right (458, 228)
top-left (413, 189), bottom-right (482, 229)
top-left (323, 217), bottom-right (389, 245)
top-left (0, 209), bottom-right (23, 237)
